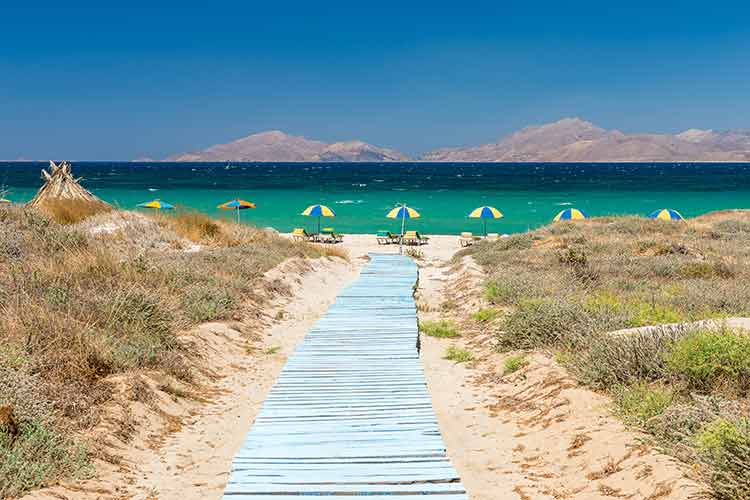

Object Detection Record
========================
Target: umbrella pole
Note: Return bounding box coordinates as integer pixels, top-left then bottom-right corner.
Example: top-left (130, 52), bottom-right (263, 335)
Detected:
top-left (318, 216), bottom-right (321, 236)
top-left (236, 208), bottom-right (240, 224)
top-left (484, 218), bottom-right (487, 237)
top-left (399, 207), bottom-right (406, 255)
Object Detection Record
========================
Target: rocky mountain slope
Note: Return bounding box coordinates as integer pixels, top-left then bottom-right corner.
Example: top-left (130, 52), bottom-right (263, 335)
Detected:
top-left (421, 118), bottom-right (750, 162)
top-left (166, 131), bottom-right (410, 162)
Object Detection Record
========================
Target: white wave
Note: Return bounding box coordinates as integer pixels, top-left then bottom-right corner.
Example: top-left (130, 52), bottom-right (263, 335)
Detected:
top-left (148, 188), bottom-right (158, 192)
top-left (556, 202), bottom-right (573, 206)
top-left (335, 199), bottom-right (364, 205)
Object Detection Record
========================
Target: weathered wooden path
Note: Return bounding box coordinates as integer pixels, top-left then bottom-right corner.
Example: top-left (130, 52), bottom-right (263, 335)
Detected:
top-left (222, 254), bottom-right (467, 498)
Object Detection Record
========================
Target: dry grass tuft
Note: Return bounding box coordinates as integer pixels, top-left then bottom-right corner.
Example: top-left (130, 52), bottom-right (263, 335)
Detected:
top-left (0, 205), bottom-right (332, 497)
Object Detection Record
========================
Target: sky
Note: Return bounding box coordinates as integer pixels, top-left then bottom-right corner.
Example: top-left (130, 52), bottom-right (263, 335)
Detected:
top-left (1, 1), bottom-right (749, 159)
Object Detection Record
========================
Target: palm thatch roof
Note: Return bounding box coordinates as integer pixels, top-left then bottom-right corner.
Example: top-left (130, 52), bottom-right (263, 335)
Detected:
top-left (27, 161), bottom-right (110, 210)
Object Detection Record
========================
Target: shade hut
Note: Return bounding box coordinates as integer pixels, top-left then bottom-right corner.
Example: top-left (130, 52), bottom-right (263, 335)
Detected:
top-left (27, 161), bottom-right (111, 215)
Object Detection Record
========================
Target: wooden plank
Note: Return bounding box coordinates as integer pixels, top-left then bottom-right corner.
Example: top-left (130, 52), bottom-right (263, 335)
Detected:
top-left (221, 254), bottom-right (468, 499)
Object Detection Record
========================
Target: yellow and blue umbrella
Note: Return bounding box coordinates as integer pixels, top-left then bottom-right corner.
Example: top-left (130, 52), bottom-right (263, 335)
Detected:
top-left (138, 199), bottom-right (174, 210)
top-left (386, 205), bottom-right (420, 220)
top-left (301, 204), bottom-right (335, 234)
top-left (648, 208), bottom-right (684, 221)
top-left (387, 204), bottom-right (421, 253)
top-left (468, 206), bottom-right (503, 236)
top-left (218, 198), bottom-right (256, 223)
top-left (553, 208), bottom-right (588, 221)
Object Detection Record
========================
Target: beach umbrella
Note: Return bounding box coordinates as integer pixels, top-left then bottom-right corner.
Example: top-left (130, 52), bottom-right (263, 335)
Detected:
top-left (553, 208), bottom-right (588, 221)
top-left (138, 199), bottom-right (174, 210)
top-left (468, 205), bottom-right (504, 236)
top-left (218, 198), bottom-right (256, 223)
top-left (648, 208), bottom-right (684, 221)
top-left (387, 204), bottom-right (420, 254)
top-left (301, 204), bottom-right (335, 234)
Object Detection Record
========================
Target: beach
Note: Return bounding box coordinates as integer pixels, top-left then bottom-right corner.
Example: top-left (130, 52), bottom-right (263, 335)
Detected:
top-left (3, 162), bottom-right (750, 234)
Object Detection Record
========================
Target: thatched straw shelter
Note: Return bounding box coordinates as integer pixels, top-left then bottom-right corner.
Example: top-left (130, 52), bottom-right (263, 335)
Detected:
top-left (27, 161), bottom-right (111, 222)
top-left (28, 161), bottom-right (110, 208)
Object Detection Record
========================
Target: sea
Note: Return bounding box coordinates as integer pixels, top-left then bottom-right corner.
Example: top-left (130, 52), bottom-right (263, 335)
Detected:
top-left (2, 162), bottom-right (749, 235)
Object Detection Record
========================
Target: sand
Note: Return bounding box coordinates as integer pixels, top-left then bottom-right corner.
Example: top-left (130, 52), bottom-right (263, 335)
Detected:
top-left (23, 232), bottom-right (707, 499)
top-left (22, 256), bottom-right (361, 500)
top-left (415, 255), bottom-right (702, 500)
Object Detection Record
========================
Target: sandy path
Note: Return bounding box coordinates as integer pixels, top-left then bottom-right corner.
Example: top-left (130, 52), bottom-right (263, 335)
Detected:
top-left (23, 256), bottom-right (361, 500)
top-left (415, 256), bottom-right (702, 499)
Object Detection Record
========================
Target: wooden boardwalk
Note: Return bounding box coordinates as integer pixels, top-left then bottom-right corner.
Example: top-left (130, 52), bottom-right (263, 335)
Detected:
top-left (222, 254), bottom-right (468, 498)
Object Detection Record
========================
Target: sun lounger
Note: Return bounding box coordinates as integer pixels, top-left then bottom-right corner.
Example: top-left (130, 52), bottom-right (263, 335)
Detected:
top-left (292, 227), bottom-right (314, 242)
top-left (320, 228), bottom-right (344, 244)
top-left (459, 231), bottom-right (481, 247)
top-left (376, 230), bottom-right (398, 245)
top-left (486, 233), bottom-right (500, 241)
top-left (403, 230), bottom-right (429, 246)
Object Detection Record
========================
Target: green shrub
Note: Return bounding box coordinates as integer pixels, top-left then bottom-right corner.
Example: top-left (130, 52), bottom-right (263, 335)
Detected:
top-left (694, 418), bottom-right (750, 498)
top-left (181, 286), bottom-right (236, 323)
top-left (0, 420), bottom-right (92, 497)
top-left (613, 382), bottom-right (673, 426)
top-left (571, 328), bottom-right (687, 388)
top-left (665, 328), bottom-right (750, 393)
top-left (472, 308), bottom-right (500, 323)
top-left (500, 298), bottom-right (592, 349)
top-left (629, 302), bottom-right (685, 327)
top-left (503, 354), bottom-right (528, 374)
top-left (420, 320), bottom-right (460, 338)
top-left (444, 346), bottom-right (474, 363)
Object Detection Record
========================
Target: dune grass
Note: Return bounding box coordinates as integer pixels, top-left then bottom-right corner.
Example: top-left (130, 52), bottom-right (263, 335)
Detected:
top-left (463, 212), bottom-right (750, 498)
top-left (0, 204), bottom-right (335, 496)
top-left (444, 346), bottom-right (474, 363)
top-left (420, 319), bottom-right (460, 338)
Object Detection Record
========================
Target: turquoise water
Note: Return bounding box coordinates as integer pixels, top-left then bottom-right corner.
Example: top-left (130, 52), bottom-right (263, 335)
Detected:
top-left (2, 162), bottom-right (749, 234)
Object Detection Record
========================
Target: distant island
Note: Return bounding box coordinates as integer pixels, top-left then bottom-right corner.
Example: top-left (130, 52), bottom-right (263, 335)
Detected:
top-left (163, 118), bottom-right (750, 163)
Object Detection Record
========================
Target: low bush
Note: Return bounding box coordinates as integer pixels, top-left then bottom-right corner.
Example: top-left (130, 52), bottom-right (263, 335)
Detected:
top-left (695, 418), bottom-right (750, 498)
top-left (444, 346), bottom-right (474, 363)
top-left (570, 328), bottom-right (686, 388)
top-left (420, 320), bottom-right (460, 338)
top-left (613, 382), bottom-right (673, 427)
top-left (0, 420), bottom-right (92, 497)
top-left (665, 328), bottom-right (750, 394)
top-left (500, 298), bottom-right (592, 350)
top-left (471, 307), bottom-right (500, 323)
top-left (503, 354), bottom-right (528, 375)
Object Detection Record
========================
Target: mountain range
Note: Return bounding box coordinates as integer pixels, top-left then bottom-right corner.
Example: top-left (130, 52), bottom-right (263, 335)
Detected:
top-left (164, 118), bottom-right (750, 162)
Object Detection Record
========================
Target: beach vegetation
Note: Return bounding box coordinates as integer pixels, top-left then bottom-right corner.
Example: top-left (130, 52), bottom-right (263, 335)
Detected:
top-left (464, 211), bottom-right (750, 497)
top-left (420, 319), bottom-right (460, 338)
top-left (665, 328), bottom-right (750, 394)
top-left (444, 346), bottom-right (474, 363)
top-left (471, 307), bottom-right (500, 323)
top-left (0, 204), bottom-right (335, 496)
top-left (613, 382), bottom-right (673, 427)
top-left (502, 354), bottom-right (528, 375)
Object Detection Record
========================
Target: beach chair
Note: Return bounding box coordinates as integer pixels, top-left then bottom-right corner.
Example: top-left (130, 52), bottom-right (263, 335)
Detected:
top-left (320, 228), bottom-right (344, 244)
top-left (459, 232), bottom-right (480, 247)
top-left (292, 228), bottom-right (313, 242)
top-left (404, 230), bottom-right (429, 246)
top-left (376, 230), bottom-right (396, 245)
top-left (486, 233), bottom-right (500, 241)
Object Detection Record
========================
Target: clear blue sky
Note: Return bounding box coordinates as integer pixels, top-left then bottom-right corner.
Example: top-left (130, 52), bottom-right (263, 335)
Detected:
top-left (2, 1), bottom-right (749, 159)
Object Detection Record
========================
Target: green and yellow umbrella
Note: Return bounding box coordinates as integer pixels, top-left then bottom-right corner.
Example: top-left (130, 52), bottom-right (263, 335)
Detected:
top-left (301, 204), bottom-right (336, 234)
top-left (138, 199), bottom-right (174, 210)
top-left (218, 198), bottom-right (256, 223)
top-left (468, 205), bottom-right (503, 236)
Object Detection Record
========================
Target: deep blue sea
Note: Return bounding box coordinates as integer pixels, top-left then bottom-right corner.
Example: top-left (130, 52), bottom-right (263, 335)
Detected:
top-left (2, 162), bottom-right (749, 234)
